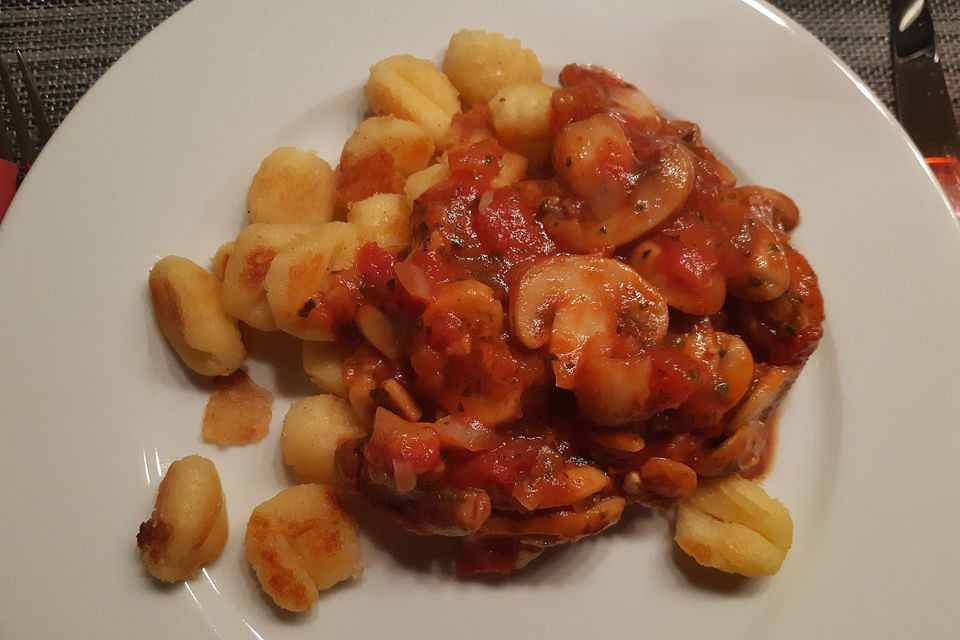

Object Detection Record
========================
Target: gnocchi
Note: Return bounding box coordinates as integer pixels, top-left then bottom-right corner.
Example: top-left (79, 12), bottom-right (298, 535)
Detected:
top-left (675, 475), bottom-right (793, 577)
top-left (443, 29), bottom-right (542, 104)
top-left (281, 394), bottom-right (365, 485)
top-left (149, 255), bottom-right (245, 376)
top-left (245, 484), bottom-right (363, 611)
top-left (220, 223), bottom-right (314, 331)
top-left (488, 81), bottom-right (555, 165)
top-left (347, 193), bottom-right (411, 250)
top-left (247, 147), bottom-right (336, 225)
top-left (211, 241), bottom-right (234, 282)
top-left (365, 55), bottom-right (461, 145)
top-left (302, 340), bottom-right (352, 396)
top-left (342, 116), bottom-right (435, 178)
top-left (403, 162), bottom-right (450, 205)
top-left (137, 455), bottom-right (227, 582)
top-left (262, 221), bottom-right (363, 340)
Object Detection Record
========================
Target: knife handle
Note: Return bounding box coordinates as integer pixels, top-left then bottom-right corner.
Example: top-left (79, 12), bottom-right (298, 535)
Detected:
top-left (926, 156), bottom-right (960, 218)
top-left (0, 158), bottom-right (17, 224)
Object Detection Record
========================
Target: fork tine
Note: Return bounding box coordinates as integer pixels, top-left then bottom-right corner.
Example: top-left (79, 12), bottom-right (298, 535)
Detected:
top-left (0, 54), bottom-right (37, 163)
top-left (15, 50), bottom-right (53, 145)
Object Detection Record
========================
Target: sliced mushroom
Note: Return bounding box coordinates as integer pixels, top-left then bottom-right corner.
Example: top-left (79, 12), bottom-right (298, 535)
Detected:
top-left (511, 255), bottom-right (668, 361)
top-left (415, 280), bottom-right (529, 425)
top-left (630, 239), bottom-right (727, 315)
top-left (356, 304), bottom-right (400, 360)
top-left (736, 186), bottom-right (800, 232)
top-left (480, 495), bottom-right (626, 541)
top-left (696, 419), bottom-right (768, 477)
top-left (546, 115), bottom-right (694, 250)
top-left (712, 188), bottom-right (791, 302)
top-left (728, 363), bottom-right (801, 427)
top-left (422, 280), bottom-right (505, 343)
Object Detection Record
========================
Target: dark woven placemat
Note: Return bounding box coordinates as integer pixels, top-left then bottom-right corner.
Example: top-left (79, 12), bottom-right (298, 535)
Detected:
top-left (1, 0), bottom-right (959, 157)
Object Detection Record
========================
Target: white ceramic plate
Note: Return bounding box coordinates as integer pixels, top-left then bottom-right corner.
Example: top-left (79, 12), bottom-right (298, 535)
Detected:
top-left (2, 0), bottom-right (959, 637)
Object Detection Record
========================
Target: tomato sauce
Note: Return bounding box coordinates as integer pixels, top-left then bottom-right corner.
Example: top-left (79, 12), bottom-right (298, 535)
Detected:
top-left (328, 61), bottom-right (823, 575)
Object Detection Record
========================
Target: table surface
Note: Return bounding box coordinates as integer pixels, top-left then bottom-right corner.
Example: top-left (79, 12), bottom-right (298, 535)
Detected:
top-left (1, 0), bottom-right (959, 158)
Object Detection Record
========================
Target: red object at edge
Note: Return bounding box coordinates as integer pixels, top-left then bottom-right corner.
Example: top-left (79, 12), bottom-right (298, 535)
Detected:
top-left (926, 156), bottom-right (960, 218)
top-left (0, 159), bottom-right (17, 223)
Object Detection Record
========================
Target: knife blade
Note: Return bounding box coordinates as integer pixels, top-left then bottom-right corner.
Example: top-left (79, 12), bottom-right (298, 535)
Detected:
top-left (891, 0), bottom-right (960, 216)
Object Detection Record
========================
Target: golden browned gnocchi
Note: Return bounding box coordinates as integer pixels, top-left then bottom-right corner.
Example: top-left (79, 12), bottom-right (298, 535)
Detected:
top-left (347, 193), bottom-right (411, 250)
top-left (342, 116), bottom-right (435, 177)
top-left (220, 223), bottom-right (314, 331)
top-left (263, 221), bottom-right (363, 340)
top-left (675, 475), bottom-right (793, 577)
top-left (149, 255), bottom-right (245, 376)
top-left (443, 29), bottom-right (542, 104)
top-left (365, 55), bottom-right (461, 145)
top-left (137, 455), bottom-right (228, 582)
top-left (247, 147), bottom-right (336, 225)
top-left (488, 81), bottom-right (555, 166)
top-left (281, 395), bottom-right (365, 485)
top-left (245, 484), bottom-right (363, 611)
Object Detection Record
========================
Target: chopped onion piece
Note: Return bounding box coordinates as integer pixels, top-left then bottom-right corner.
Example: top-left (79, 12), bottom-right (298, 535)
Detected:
top-left (433, 414), bottom-right (499, 451)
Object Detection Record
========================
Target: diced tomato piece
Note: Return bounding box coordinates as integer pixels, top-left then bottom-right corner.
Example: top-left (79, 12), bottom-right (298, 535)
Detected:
top-left (424, 311), bottom-right (470, 354)
top-left (652, 214), bottom-right (721, 291)
top-left (596, 138), bottom-right (637, 202)
top-left (646, 346), bottom-right (702, 410)
top-left (446, 440), bottom-right (532, 491)
top-left (445, 438), bottom-right (567, 507)
top-left (395, 249), bottom-right (458, 301)
top-left (768, 325), bottom-right (823, 365)
top-left (473, 188), bottom-right (555, 262)
top-left (447, 139), bottom-right (503, 188)
top-left (654, 238), bottom-right (716, 290)
top-left (357, 243), bottom-right (396, 289)
top-left (413, 181), bottom-right (483, 253)
top-left (553, 65), bottom-right (633, 126)
top-left (620, 122), bottom-right (661, 163)
top-left (301, 275), bottom-right (362, 329)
